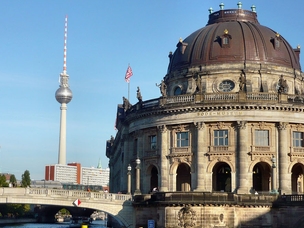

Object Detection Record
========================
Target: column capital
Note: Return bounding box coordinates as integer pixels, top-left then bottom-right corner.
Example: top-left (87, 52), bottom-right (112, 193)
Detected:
top-left (194, 122), bottom-right (205, 130)
top-left (158, 125), bottom-right (167, 133)
top-left (236, 121), bottom-right (247, 130)
top-left (277, 122), bottom-right (288, 130)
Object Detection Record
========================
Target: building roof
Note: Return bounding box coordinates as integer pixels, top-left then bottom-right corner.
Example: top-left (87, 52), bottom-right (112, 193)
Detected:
top-left (167, 8), bottom-right (301, 74)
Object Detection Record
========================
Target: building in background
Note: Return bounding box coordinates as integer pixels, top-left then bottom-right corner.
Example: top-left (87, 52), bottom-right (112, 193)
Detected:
top-left (45, 164), bottom-right (78, 184)
top-left (45, 162), bottom-right (109, 188)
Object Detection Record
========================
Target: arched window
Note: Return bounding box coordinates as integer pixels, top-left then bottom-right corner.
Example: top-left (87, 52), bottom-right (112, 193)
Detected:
top-left (174, 87), bottom-right (182, 95)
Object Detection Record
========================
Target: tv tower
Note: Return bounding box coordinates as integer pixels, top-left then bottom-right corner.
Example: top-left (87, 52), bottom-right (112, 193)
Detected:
top-left (55, 15), bottom-right (73, 165)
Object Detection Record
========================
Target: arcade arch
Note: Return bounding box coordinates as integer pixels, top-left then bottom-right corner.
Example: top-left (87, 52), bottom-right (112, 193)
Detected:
top-left (212, 162), bottom-right (231, 192)
top-left (291, 163), bottom-right (304, 194)
top-left (252, 162), bottom-right (271, 192)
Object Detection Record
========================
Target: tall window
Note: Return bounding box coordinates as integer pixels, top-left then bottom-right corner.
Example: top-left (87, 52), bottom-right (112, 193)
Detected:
top-left (133, 139), bottom-right (138, 155)
top-left (176, 132), bottom-right (189, 147)
top-left (293, 131), bottom-right (304, 147)
top-left (255, 130), bottom-right (269, 146)
top-left (150, 135), bottom-right (157, 150)
top-left (214, 130), bottom-right (228, 146)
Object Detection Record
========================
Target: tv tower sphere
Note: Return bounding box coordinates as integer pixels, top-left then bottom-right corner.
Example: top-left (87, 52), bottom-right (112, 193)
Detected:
top-left (55, 74), bottom-right (73, 104)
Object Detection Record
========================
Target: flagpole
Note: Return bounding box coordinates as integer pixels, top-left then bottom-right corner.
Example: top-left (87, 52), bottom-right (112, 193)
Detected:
top-left (128, 81), bottom-right (130, 101)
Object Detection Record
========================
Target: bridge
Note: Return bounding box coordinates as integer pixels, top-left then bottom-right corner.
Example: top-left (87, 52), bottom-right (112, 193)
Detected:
top-left (0, 187), bottom-right (133, 227)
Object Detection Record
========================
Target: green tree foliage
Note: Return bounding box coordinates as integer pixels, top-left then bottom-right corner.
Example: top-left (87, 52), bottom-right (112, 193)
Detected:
top-left (9, 174), bottom-right (17, 187)
top-left (0, 204), bottom-right (31, 217)
top-left (58, 208), bottom-right (71, 216)
top-left (0, 174), bottom-right (9, 187)
top-left (21, 170), bottom-right (31, 187)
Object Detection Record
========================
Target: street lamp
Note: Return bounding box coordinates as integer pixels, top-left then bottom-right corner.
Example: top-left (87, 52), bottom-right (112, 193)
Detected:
top-left (271, 155), bottom-right (277, 193)
top-left (127, 164), bottom-right (131, 194)
top-left (134, 158), bottom-right (141, 195)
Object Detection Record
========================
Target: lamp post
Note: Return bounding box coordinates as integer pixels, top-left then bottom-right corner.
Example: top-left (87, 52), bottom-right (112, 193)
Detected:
top-left (134, 158), bottom-right (141, 195)
top-left (271, 155), bottom-right (277, 193)
top-left (127, 164), bottom-right (132, 194)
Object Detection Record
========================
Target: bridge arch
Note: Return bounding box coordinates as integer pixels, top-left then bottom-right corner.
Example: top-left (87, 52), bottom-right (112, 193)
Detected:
top-left (0, 188), bottom-right (133, 228)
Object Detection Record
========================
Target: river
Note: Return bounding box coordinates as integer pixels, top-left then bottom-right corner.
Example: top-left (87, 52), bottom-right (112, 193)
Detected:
top-left (0, 220), bottom-right (107, 228)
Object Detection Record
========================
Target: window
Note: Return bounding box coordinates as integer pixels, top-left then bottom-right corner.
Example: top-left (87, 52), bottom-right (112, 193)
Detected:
top-left (223, 37), bottom-right (229, 45)
top-left (214, 130), bottom-right (228, 146)
top-left (255, 130), bottom-right (269, 146)
top-left (293, 131), bottom-right (304, 147)
top-left (176, 132), bottom-right (189, 147)
top-left (150, 135), bottom-right (157, 150)
top-left (174, 87), bottom-right (182, 95)
top-left (133, 139), bottom-right (138, 155)
top-left (219, 80), bottom-right (235, 92)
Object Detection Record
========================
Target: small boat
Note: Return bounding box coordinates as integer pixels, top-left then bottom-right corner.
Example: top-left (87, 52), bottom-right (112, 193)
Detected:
top-left (69, 216), bottom-right (92, 228)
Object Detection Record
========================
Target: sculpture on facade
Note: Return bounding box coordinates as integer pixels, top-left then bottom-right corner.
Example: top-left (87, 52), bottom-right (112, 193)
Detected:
top-left (239, 71), bottom-right (246, 92)
top-left (136, 86), bottom-right (142, 102)
top-left (123, 96), bottom-right (132, 111)
top-left (195, 74), bottom-right (202, 94)
top-left (156, 80), bottom-right (167, 97)
top-left (278, 75), bottom-right (287, 93)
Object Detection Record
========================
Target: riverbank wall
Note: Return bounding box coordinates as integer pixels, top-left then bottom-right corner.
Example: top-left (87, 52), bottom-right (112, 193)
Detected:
top-left (0, 218), bottom-right (37, 224)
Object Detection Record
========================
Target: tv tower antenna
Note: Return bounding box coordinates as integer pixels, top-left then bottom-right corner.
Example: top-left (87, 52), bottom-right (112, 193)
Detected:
top-left (63, 15), bottom-right (68, 75)
top-left (55, 15), bottom-right (73, 165)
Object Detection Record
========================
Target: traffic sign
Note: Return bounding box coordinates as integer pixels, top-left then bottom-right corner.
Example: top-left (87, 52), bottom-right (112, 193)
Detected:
top-left (73, 199), bottom-right (81, 206)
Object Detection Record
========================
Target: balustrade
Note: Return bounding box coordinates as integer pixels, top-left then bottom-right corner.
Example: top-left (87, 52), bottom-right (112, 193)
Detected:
top-left (0, 188), bottom-right (132, 202)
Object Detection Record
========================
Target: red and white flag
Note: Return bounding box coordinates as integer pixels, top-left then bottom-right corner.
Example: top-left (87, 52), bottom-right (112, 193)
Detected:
top-left (125, 65), bottom-right (133, 83)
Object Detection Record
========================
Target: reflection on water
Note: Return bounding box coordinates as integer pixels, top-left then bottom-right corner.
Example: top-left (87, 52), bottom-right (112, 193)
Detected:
top-left (0, 220), bottom-right (107, 228)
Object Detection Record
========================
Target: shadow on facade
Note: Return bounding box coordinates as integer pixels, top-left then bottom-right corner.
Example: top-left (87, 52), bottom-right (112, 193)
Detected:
top-left (131, 192), bottom-right (304, 228)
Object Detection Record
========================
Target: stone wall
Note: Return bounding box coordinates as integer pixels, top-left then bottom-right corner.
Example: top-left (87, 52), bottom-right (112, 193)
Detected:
top-left (134, 204), bottom-right (304, 228)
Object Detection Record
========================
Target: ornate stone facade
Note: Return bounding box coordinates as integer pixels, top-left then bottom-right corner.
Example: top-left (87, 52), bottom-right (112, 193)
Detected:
top-left (106, 3), bottom-right (303, 228)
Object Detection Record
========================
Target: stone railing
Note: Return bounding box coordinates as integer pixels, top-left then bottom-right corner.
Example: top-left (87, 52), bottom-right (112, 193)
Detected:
top-left (246, 93), bottom-right (278, 101)
top-left (204, 93), bottom-right (238, 102)
top-left (135, 192), bottom-right (278, 206)
top-left (166, 95), bottom-right (194, 103)
top-left (0, 188), bottom-right (132, 202)
top-left (137, 92), bottom-right (304, 111)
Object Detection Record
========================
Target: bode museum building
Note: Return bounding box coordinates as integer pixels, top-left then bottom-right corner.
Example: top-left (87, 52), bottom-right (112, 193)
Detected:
top-left (106, 3), bottom-right (304, 228)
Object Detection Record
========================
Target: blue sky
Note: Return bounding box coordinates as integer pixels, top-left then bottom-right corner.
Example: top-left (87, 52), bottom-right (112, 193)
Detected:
top-left (0, 1), bottom-right (303, 180)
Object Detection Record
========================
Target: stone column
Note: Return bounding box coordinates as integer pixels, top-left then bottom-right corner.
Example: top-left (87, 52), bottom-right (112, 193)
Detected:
top-left (278, 122), bottom-right (291, 194)
top-left (271, 156), bottom-right (277, 193)
top-left (122, 134), bottom-right (129, 192)
top-left (237, 121), bottom-right (249, 194)
top-left (194, 122), bottom-right (206, 191)
top-left (158, 125), bottom-right (168, 192)
top-left (134, 158), bottom-right (141, 195)
top-left (127, 164), bottom-right (131, 194)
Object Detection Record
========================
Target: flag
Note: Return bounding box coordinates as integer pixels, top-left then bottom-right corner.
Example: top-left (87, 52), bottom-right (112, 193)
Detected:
top-left (125, 65), bottom-right (133, 83)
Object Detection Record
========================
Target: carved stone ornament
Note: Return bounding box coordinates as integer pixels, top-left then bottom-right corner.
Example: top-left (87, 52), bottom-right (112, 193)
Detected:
top-left (258, 122), bottom-right (266, 129)
top-left (277, 122), bottom-right (288, 130)
top-left (177, 205), bottom-right (197, 228)
top-left (216, 122), bottom-right (225, 129)
top-left (295, 124), bottom-right (303, 131)
top-left (236, 121), bottom-right (247, 130)
top-left (195, 122), bottom-right (205, 130)
top-left (158, 125), bottom-right (167, 133)
top-left (176, 124), bottom-right (186, 132)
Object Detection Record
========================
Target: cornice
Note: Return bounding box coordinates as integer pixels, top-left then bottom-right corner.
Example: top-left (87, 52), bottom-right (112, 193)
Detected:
top-left (125, 103), bottom-right (304, 124)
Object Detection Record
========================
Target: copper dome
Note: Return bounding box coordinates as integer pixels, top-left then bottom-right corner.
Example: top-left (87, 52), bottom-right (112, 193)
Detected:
top-left (167, 8), bottom-right (301, 73)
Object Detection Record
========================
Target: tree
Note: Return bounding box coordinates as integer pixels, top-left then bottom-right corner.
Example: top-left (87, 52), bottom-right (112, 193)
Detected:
top-left (0, 174), bottom-right (9, 187)
top-left (21, 170), bottom-right (31, 187)
top-left (9, 174), bottom-right (17, 187)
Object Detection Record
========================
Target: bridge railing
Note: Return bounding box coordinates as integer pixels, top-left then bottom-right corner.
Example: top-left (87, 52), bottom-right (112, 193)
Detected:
top-left (0, 188), bottom-right (132, 202)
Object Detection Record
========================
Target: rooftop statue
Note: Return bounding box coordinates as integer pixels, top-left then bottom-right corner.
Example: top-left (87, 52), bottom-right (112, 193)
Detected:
top-left (156, 80), bottom-right (167, 97)
top-left (123, 96), bottom-right (132, 111)
top-left (136, 86), bottom-right (142, 102)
